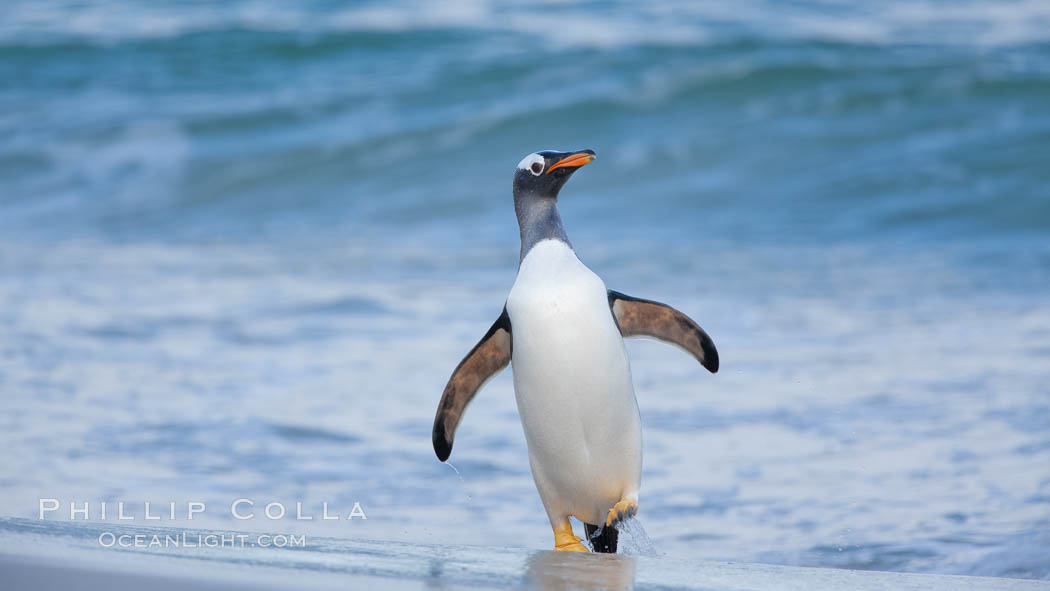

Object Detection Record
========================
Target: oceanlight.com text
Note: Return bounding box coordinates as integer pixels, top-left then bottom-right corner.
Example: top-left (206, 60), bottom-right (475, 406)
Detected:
top-left (97, 531), bottom-right (307, 549)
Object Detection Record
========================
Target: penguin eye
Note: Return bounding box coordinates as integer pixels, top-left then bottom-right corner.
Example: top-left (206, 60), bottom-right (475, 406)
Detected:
top-left (516, 152), bottom-right (547, 176)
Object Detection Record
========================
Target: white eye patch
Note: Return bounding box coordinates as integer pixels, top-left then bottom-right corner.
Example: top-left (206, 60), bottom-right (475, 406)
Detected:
top-left (516, 152), bottom-right (547, 176)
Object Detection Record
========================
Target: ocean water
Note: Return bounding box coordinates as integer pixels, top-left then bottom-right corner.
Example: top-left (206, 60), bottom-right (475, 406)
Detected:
top-left (1, 0), bottom-right (1049, 581)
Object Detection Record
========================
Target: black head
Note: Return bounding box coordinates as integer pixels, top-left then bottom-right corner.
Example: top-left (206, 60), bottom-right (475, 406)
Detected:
top-left (512, 149), bottom-right (596, 199)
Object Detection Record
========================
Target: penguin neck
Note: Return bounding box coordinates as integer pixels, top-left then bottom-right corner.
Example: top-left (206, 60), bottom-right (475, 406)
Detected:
top-left (515, 194), bottom-right (572, 264)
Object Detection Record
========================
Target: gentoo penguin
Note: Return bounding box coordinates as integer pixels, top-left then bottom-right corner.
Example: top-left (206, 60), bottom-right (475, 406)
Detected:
top-left (432, 149), bottom-right (718, 553)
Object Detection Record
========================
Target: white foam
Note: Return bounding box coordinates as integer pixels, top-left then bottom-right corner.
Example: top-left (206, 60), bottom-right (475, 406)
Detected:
top-left (4, 0), bottom-right (1050, 47)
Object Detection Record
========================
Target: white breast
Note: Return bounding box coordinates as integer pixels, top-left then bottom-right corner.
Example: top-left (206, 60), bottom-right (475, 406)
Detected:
top-left (506, 239), bottom-right (641, 525)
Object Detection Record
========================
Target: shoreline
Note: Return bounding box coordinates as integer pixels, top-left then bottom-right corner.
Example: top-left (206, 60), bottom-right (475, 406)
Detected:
top-left (1, 518), bottom-right (1046, 590)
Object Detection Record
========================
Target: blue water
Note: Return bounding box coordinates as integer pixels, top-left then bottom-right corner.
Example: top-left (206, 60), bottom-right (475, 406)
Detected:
top-left (1, 0), bottom-right (1049, 580)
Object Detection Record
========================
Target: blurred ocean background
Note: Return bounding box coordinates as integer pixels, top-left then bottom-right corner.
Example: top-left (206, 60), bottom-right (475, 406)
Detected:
top-left (2, 0), bottom-right (1049, 580)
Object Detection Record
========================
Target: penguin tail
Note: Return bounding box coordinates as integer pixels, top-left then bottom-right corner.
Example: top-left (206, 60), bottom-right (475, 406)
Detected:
top-left (584, 523), bottom-right (618, 553)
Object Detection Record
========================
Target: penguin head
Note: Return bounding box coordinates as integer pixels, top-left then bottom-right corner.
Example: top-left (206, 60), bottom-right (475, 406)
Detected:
top-left (512, 149), bottom-right (596, 199)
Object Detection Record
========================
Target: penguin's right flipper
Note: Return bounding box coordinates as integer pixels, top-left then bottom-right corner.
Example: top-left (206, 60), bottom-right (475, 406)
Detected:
top-left (432, 307), bottom-right (512, 462)
top-left (608, 290), bottom-right (718, 373)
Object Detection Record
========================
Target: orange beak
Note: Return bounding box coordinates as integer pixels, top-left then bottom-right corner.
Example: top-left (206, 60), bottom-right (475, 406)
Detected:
top-left (546, 151), bottom-right (596, 173)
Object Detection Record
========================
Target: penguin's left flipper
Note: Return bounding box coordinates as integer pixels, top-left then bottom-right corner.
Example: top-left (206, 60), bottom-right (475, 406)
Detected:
top-left (432, 307), bottom-right (513, 462)
top-left (608, 290), bottom-right (718, 373)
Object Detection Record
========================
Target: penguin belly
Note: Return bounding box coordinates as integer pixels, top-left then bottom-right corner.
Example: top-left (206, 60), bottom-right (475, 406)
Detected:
top-left (506, 239), bottom-right (642, 526)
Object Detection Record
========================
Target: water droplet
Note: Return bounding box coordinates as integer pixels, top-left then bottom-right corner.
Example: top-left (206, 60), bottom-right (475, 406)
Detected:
top-left (615, 517), bottom-right (660, 556)
top-left (445, 462), bottom-right (472, 501)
